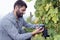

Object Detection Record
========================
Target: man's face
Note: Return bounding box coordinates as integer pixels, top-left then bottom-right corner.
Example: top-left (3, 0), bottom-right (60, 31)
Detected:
top-left (16, 6), bottom-right (26, 18)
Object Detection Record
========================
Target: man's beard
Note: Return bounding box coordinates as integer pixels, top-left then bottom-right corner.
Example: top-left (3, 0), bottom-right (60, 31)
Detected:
top-left (16, 11), bottom-right (23, 18)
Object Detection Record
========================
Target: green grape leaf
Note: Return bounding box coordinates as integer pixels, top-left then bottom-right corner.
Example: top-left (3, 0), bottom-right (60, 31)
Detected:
top-left (26, 0), bottom-right (32, 2)
top-left (54, 35), bottom-right (60, 40)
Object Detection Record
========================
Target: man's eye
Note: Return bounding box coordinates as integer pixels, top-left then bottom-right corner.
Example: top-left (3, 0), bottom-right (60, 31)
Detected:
top-left (22, 10), bottom-right (25, 11)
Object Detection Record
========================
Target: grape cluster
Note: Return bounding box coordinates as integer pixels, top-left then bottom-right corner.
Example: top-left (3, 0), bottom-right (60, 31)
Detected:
top-left (39, 24), bottom-right (50, 39)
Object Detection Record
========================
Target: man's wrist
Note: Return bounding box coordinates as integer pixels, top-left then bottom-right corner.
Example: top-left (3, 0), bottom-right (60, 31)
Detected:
top-left (32, 32), bottom-right (36, 36)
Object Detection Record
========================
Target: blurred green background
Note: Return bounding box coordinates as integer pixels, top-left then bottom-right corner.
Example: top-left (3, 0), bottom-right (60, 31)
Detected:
top-left (25, 0), bottom-right (60, 40)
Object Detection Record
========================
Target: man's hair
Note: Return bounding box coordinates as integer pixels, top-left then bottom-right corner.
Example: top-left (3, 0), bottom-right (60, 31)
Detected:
top-left (14, 0), bottom-right (27, 9)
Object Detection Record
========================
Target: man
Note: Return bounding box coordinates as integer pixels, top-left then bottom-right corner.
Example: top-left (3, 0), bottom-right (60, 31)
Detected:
top-left (0, 0), bottom-right (44, 40)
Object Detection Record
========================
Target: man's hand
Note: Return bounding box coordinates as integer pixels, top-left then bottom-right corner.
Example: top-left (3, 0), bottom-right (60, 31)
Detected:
top-left (32, 27), bottom-right (44, 36)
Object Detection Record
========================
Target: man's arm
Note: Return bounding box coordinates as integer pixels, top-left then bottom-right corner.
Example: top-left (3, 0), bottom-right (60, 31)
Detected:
top-left (23, 18), bottom-right (38, 29)
top-left (2, 20), bottom-right (32, 40)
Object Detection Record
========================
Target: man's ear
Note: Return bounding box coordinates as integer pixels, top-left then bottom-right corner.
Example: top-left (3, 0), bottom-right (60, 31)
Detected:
top-left (15, 6), bottom-right (19, 10)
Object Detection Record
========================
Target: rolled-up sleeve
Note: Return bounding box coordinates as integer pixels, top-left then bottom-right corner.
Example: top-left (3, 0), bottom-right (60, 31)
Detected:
top-left (2, 20), bottom-right (32, 40)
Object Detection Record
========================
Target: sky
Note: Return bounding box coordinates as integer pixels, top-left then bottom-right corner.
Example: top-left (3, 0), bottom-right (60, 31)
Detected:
top-left (0, 0), bottom-right (36, 20)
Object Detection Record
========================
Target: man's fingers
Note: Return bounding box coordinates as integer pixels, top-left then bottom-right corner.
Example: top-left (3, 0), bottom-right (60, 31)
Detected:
top-left (39, 27), bottom-right (42, 29)
top-left (39, 28), bottom-right (44, 32)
